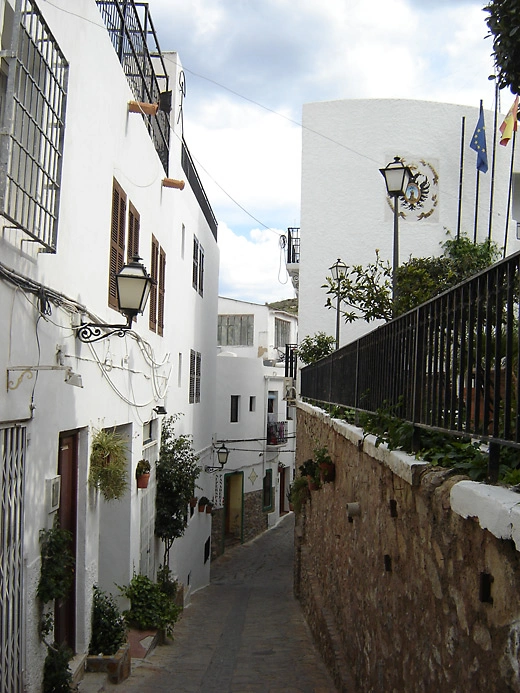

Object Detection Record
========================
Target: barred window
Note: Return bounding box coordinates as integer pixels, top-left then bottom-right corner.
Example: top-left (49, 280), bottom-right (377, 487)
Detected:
top-left (218, 315), bottom-right (254, 346)
top-left (192, 236), bottom-right (204, 296)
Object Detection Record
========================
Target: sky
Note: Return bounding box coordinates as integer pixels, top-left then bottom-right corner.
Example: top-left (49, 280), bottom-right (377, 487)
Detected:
top-left (149, 0), bottom-right (500, 304)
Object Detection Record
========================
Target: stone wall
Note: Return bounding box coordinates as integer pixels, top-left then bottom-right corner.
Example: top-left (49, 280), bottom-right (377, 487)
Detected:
top-left (243, 489), bottom-right (268, 544)
top-left (295, 403), bottom-right (520, 693)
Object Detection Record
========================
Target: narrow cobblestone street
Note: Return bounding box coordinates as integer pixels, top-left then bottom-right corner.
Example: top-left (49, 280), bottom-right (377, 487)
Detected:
top-left (80, 513), bottom-right (337, 693)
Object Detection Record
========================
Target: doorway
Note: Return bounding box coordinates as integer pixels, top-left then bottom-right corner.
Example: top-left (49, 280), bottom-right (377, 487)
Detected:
top-left (55, 433), bottom-right (78, 650)
top-left (224, 472), bottom-right (243, 546)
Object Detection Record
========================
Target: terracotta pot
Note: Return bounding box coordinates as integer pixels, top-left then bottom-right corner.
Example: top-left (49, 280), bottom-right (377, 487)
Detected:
top-left (198, 504), bottom-right (206, 512)
top-left (136, 473), bottom-right (150, 489)
top-left (206, 504), bottom-right (213, 514)
top-left (307, 475), bottom-right (319, 491)
top-left (189, 497), bottom-right (198, 508)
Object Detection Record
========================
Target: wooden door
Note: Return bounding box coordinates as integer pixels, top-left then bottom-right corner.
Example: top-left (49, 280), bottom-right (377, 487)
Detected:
top-left (54, 433), bottom-right (78, 650)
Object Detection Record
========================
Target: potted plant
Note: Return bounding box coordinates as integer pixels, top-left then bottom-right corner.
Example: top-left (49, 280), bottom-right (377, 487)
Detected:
top-left (315, 444), bottom-right (335, 483)
top-left (289, 475), bottom-right (311, 514)
top-left (205, 500), bottom-right (214, 514)
top-left (89, 428), bottom-right (129, 501)
top-left (136, 459), bottom-right (151, 489)
top-left (198, 496), bottom-right (210, 512)
top-left (299, 458), bottom-right (320, 490)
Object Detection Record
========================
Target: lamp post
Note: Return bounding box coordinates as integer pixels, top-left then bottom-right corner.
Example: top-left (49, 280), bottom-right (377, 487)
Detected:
top-left (379, 157), bottom-right (412, 304)
top-left (329, 258), bottom-right (347, 350)
top-left (77, 255), bottom-right (154, 343)
top-left (205, 443), bottom-right (230, 473)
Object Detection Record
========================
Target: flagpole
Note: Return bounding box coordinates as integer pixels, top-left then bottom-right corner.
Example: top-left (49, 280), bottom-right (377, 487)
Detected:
top-left (457, 116), bottom-right (465, 240)
top-left (503, 128), bottom-right (517, 257)
top-left (488, 82), bottom-right (500, 241)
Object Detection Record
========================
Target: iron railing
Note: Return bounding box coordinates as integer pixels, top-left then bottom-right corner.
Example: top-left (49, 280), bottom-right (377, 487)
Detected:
top-left (301, 250), bottom-right (520, 461)
top-left (96, 0), bottom-right (170, 174)
top-left (286, 227), bottom-right (300, 264)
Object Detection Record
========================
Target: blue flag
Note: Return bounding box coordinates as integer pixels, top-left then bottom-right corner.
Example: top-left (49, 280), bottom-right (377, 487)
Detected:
top-left (470, 103), bottom-right (488, 173)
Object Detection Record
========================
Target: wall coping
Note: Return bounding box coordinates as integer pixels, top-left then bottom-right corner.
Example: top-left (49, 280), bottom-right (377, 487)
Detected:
top-left (298, 401), bottom-right (520, 551)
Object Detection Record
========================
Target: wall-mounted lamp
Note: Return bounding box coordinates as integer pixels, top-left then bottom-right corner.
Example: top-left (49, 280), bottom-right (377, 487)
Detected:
top-left (159, 90), bottom-right (172, 113)
top-left (153, 405), bottom-right (167, 415)
top-left (77, 256), bottom-right (154, 343)
top-left (162, 178), bottom-right (185, 190)
top-left (205, 443), bottom-right (230, 473)
top-left (128, 100), bottom-right (158, 116)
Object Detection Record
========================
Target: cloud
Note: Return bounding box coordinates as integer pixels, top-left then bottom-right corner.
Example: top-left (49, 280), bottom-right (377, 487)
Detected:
top-left (218, 222), bottom-right (295, 303)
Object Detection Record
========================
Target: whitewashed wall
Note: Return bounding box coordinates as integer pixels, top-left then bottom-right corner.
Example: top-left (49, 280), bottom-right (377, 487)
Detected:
top-left (299, 98), bottom-right (520, 347)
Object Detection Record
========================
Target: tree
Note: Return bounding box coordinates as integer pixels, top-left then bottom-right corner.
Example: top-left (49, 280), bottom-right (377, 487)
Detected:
top-left (484, 0), bottom-right (520, 93)
top-left (155, 415), bottom-right (200, 566)
top-left (298, 332), bottom-right (335, 365)
top-left (323, 233), bottom-right (500, 325)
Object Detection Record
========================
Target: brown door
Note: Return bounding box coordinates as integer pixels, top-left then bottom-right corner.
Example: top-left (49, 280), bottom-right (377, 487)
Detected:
top-left (55, 433), bottom-right (78, 650)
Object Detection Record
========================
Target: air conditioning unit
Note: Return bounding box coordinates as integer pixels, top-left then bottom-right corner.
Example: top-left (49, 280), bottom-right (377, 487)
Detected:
top-left (283, 377), bottom-right (297, 403)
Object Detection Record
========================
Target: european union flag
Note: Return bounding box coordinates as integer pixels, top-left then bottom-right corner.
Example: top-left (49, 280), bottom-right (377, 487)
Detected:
top-left (470, 103), bottom-right (488, 173)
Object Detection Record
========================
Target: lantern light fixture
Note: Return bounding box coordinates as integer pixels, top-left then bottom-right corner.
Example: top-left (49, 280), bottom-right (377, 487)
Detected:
top-left (77, 256), bottom-right (154, 343)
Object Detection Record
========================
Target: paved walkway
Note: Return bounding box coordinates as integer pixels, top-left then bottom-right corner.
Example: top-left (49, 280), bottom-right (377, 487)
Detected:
top-left (81, 513), bottom-right (337, 692)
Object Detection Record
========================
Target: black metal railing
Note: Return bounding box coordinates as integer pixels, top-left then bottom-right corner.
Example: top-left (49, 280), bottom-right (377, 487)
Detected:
top-left (286, 227), bottom-right (300, 264)
top-left (96, 0), bottom-right (170, 174)
top-left (181, 139), bottom-right (218, 240)
top-left (301, 250), bottom-right (520, 454)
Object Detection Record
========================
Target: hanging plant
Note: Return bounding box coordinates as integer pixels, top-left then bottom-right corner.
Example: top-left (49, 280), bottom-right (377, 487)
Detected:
top-left (89, 428), bottom-right (129, 501)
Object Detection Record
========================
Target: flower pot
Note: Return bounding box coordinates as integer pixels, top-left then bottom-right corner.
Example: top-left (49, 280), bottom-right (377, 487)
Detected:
top-left (319, 462), bottom-right (336, 483)
top-left (198, 504), bottom-right (206, 512)
top-left (189, 497), bottom-right (198, 508)
top-left (206, 504), bottom-right (213, 514)
top-left (136, 473), bottom-right (150, 489)
top-left (307, 475), bottom-right (319, 491)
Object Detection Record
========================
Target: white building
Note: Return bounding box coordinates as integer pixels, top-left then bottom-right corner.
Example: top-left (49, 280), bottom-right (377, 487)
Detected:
top-left (295, 98), bottom-right (520, 348)
top-left (0, 0), bottom-right (218, 689)
top-left (212, 298), bottom-right (298, 556)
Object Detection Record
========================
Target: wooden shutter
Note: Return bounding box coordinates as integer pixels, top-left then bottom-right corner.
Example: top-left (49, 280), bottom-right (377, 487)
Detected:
top-left (189, 349), bottom-right (195, 403)
top-left (158, 248), bottom-right (166, 336)
top-left (127, 202), bottom-right (140, 262)
top-left (149, 235), bottom-right (159, 331)
top-left (195, 351), bottom-right (201, 403)
top-left (109, 180), bottom-right (126, 309)
top-left (192, 237), bottom-right (199, 289)
top-left (198, 245), bottom-right (204, 296)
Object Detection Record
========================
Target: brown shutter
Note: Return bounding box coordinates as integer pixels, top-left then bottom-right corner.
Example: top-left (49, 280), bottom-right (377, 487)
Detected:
top-left (127, 202), bottom-right (140, 262)
top-left (158, 247), bottom-right (166, 336)
top-left (189, 349), bottom-right (195, 403)
top-left (149, 235), bottom-right (159, 332)
top-left (109, 180), bottom-right (126, 309)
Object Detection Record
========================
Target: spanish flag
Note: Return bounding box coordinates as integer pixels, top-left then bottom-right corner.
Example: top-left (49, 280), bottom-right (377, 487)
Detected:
top-left (499, 95), bottom-right (519, 146)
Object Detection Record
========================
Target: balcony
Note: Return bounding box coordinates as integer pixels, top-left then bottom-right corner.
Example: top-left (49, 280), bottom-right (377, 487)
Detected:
top-left (267, 420), bottom-right (288, 446)
top-left (285, 227), bottom-right (300, 295)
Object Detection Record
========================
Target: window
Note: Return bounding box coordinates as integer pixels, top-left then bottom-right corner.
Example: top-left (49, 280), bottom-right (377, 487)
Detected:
top-left (189, 350), bottom-right (201, 404)
top-left (249, 396), bottom-right (256, 412)
top-left (263, 469), bottom-right (273, 511)
top-left (178, 353), bottom-right (182, 387)
top-left (192, 236), bottom-right (204, 296)
top-left (275, 318), bottom-right (291, 349)
top-left (218, 315), bottom-right (254, 346)
top-left (0, 0), bottom-right (68, 252)
top-left (230, 395), bottom-right (240, 423)
top-left (109, 179), bottom-right (143, 312)
top-left (149, 235), bottom-right (166, 335)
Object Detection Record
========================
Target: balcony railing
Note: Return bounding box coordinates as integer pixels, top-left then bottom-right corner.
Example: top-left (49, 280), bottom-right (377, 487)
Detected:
top-left (267, 420), bottom-right (288, 446)
top-left (301, 250), bottom-right (520, 467)
top-left (181, 139), bottom-right (218, 240)
top-left (96, 0), bottom-right (170, 174)
top-left (286, 227), bottom-right (300, 264)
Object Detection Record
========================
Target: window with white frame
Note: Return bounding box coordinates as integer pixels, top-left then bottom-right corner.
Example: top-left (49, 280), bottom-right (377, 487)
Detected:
top-left (192, 236), bottom-right (204, 296)
top-left (230, 395), bottom-right (240, 422)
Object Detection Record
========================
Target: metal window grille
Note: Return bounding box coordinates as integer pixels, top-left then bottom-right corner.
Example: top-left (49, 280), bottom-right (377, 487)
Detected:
top-left (275, 318), bottom-right (291, 349)
top-left (0, 0), bottom-right (68, 253)
top-left (0, 426), bottom-right (25, 693)
top-left (96, 0), bottom-right (170, 174)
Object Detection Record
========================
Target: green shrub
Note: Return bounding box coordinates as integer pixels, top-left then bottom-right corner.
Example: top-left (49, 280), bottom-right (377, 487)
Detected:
top-left (43, 642), bottom-right (76, 693)
top-left (89, 586), bottom-right (127, 656)
top-left (37, 522), bottom-right (75, 604)
top-left (119, 573), bottom-right (181, 637)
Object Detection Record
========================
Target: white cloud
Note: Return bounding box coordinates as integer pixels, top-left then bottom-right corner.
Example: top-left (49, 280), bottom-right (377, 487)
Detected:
top-left (218, 223), bottom-right (295, 303)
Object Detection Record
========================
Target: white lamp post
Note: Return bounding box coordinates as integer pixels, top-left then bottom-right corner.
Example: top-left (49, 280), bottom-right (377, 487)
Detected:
top-left (330, 258), bottom-right (347, 350)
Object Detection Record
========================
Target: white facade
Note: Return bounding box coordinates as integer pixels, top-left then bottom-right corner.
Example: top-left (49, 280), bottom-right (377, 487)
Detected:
top-left (298, 98), bottom-right (520, 347)
top-left (214, 298), bottom-right (297, 547)
top-left (0, 1), bottom-right (217, 689)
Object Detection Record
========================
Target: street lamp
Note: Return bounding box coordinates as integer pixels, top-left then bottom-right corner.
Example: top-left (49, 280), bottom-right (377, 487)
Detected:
top-left (205, 443), bottom-right (230, 473)
top-left (77, 256), bottom-right (154, 343)
top-left (329, 258), bottom-right (347, 350)
top-left (379, 157), bottom-right (412, 304)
